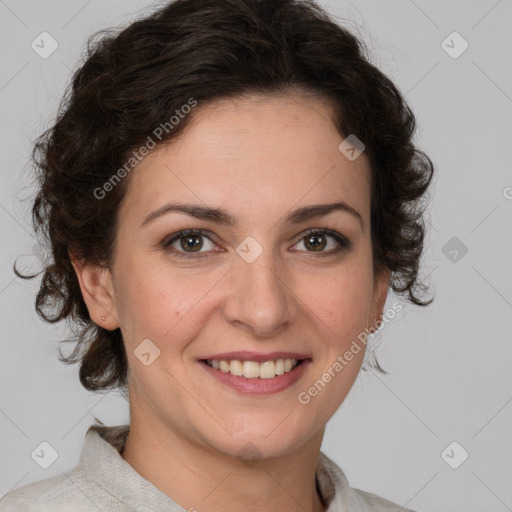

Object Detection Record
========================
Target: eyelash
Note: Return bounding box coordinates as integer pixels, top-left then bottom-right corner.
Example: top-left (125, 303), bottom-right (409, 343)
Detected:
top-left (161, 228), bottom-right (351, 259)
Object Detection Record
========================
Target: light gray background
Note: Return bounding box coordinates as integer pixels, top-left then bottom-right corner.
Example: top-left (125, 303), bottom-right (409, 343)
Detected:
top-left (1, 1), bottom-right (511, 511)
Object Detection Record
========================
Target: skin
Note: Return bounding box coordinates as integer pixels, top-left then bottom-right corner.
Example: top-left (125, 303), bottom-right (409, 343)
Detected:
top-left (71, 91), bottom-right (390, 512)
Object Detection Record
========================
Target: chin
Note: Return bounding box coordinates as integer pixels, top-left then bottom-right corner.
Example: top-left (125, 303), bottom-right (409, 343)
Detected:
top-left (199, 419), bottom-right (314, 462)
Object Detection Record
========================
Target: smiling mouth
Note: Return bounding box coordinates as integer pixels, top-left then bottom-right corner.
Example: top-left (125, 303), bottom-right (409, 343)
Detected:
top-left (202, 358), bottom-right (307, 379)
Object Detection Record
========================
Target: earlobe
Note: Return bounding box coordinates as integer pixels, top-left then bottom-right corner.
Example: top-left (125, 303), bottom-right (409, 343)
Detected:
top-left (371, 267), bottom-right (391, 327)
top-left (69, 251), bottom-right (119, 330)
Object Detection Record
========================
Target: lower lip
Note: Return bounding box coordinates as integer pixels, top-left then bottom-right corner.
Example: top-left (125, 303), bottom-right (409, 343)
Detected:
top-left (199, 359), bottom-right (312, 395)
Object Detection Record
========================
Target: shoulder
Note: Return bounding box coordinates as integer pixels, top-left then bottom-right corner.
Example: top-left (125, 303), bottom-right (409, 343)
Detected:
top-left (316, 451), bottom-right (417, 512)
top-left (0, 424), bottom-right (133, 512)
top-left (352, 487), bottom-right (418, 512)
top-left (0, 465), bottom-right (120, 512)
top-left (0, 466), bottom-right (83, 511)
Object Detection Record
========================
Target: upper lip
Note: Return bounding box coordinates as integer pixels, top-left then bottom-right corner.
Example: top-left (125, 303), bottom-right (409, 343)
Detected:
top-left (199, 351), bottom-right (311, 362)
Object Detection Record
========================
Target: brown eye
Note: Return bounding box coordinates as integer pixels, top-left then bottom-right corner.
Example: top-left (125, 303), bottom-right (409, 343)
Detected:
top-left (304, 234), bottom-right (327, 251)
top-left (180, 234), bottom-right (203, 252)
top-left (163, 229), bottom-right (217, 258)
top-left (294, 229), bottom-right (351, 255)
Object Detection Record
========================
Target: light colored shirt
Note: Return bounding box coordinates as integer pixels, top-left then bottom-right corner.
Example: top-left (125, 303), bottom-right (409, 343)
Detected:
top-left (0, 424), bottom-right (417, 511)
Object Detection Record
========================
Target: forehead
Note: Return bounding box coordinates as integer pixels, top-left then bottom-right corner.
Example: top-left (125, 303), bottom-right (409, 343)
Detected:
top-left (121, 92), bottom-right (371, 225)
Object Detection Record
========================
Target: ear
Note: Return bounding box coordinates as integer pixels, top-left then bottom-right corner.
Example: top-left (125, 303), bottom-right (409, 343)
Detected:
top-left (369, 267), bottom-right (391, 328)
top-left (69, 251), bottom-right (119, 330)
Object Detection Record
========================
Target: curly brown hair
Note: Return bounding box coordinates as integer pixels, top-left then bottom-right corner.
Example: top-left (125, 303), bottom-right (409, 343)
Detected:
top-left (15, 0), bottom-right (434, 392)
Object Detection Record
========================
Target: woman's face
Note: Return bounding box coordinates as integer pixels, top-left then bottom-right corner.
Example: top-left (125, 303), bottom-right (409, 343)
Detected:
top-left (84, 92), bottom-right (389, 459)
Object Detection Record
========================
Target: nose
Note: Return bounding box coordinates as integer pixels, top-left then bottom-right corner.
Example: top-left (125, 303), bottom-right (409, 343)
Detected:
top-left (222, 248), bottom-right (299, 338)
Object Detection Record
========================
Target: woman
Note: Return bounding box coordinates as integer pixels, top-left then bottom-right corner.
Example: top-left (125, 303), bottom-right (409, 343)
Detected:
top-left (1, 0), bottom-right (434, 510)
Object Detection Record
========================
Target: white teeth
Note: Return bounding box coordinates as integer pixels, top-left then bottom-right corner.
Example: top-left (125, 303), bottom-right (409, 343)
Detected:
top-left (229, 360), bottom-right (243, 376)
top-left (259, 361), bottom-right (276, 379)
top-left (242, 361), bottom-right (261, 378)
top-left (205, 358), bottom-right (300, 378)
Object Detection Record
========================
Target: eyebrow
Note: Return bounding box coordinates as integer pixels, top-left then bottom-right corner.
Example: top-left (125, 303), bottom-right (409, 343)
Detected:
top-left (141, 201), bottom-right (364, 230)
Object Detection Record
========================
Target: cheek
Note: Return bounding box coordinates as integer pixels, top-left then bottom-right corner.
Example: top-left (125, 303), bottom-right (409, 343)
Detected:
top-left (114, 255), bottom-right (222, 346)
top-left (299, 264), bottom-right (374, 343)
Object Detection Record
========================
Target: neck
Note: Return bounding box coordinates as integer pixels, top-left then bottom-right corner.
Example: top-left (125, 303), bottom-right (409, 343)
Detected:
top-left (121, 414), bottom-right (326, 512)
